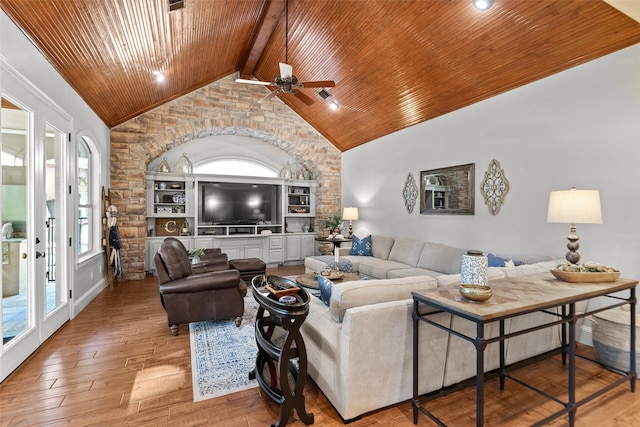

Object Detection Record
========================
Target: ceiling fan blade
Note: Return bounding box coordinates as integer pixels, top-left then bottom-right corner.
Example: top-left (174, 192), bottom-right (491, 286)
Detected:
top-left (258, 90), bottom-right (281, 104)
top-left (279, 63), bottom-right (293, 80)
top-left (236, 78), bottom-right (272, 86)
top-left (293, 91), bottom-right (314, 106)
top-left (299, 80), bottom-right (335, 88)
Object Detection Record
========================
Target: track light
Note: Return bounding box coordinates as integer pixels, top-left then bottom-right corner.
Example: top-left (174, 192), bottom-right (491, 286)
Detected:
top-left (473, 0), bottom-right (494, 10)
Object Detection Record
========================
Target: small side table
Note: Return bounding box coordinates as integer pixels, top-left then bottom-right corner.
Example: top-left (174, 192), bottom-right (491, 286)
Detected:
top-left (315, 237), bottom-right (351, 255)
top-left (250, 276), bottom-right (314, 427)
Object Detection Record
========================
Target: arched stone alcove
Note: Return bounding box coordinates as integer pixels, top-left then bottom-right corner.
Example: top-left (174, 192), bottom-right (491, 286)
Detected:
top-left (110, 74), bottom-right (341, 280)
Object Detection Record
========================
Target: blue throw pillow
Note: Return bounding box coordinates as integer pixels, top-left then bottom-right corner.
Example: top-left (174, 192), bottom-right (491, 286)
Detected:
top-left (487, 253), bottom-right (510, 267)
top-left (317, 275), bottom-right (334, 306)
top-left (350, 235), bottom-right (372, 256)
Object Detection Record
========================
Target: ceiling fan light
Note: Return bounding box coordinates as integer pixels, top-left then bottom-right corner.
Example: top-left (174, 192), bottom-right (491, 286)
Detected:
top-left (473, 0), bottom-right (494, 10)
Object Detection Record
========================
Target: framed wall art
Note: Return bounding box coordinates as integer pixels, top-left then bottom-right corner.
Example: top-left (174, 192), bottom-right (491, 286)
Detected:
top-left (480, 159), bottom-right (509, 215)
top-left (420, 163), bottom-right (475, 215)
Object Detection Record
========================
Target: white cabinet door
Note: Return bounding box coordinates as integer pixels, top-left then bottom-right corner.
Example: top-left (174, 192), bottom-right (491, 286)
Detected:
top-left (286, 235), bottom-right (301, 261)
top-left (301, 235), bottom-right (316, 259)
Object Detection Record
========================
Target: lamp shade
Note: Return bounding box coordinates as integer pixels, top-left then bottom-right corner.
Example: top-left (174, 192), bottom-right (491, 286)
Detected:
top-left (342, 207), bottom-right (359, 221)
top-left (547, 188), bottom-right (602, 224)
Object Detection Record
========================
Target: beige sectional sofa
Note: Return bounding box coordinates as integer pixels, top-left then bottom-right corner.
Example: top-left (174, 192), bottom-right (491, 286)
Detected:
top-left (300, 235), bottom-right (570, 421)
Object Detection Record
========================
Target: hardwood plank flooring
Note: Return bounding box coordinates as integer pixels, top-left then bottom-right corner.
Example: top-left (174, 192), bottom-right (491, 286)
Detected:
top-left (1, 264), bottom-right (639, 426)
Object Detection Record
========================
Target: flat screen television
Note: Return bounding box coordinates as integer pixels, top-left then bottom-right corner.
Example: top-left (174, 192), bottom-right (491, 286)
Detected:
top-left (198, 182), bottom-right (281, 225)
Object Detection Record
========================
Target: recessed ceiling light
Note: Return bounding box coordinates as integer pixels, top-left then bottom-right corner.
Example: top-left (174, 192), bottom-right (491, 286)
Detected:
top-left (329, 101), bottom-right (339, 111)
top-left (473, 0), bottom-right (494, 10)
top-left (153, 71), bottom-right (165, 82)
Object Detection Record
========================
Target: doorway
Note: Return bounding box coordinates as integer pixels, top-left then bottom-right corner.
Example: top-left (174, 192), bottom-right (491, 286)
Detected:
top-left (1, 84), bottom-right (70, 381)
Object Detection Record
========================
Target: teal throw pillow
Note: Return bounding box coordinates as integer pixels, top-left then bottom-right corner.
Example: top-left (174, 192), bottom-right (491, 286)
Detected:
top-left (317, 275), bottom-right (334, 306)
top-left (350, 234), bottom-right (372, 256)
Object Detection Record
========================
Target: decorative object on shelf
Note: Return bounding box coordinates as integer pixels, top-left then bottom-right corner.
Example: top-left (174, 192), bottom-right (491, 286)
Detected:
top-left (546, 187), bottom-right (602, 264)
top-left (158, 157), bottom-right (171, 173)
top-left (459, 284), bottom-right (492, 302)
top-left (169, 183), bottom-right (182, 189)
top-left (181, 221), bottom-right (189, 235)
top-left (342, 207), bottom-right (359, 238)
top-left (420, 163), bottom-right (475, 215)
top-left (154, 194), bottom-right (161, 203)
top-left (156, 218), bottom-right (181, 236)
top-left (280, 161), bottom-right (294, 179)
top-left (461, 250), bottom-right (488, 286)
top-left (172, 193), bottom-right (186, 204)
top-left (174, 153), bottom-right (193, 174)
top-left (480, 159), bottom-right (510, 215)
top-left (296, 167), bottom-right (306, 180)
top-left (302, 222), bottom-right (310, 232)
top-left (402, 173), bottom-right (418, 213)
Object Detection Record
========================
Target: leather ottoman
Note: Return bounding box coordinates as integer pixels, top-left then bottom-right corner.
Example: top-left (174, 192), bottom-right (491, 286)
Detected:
top-left (229, 258), bottom-right (267, 282)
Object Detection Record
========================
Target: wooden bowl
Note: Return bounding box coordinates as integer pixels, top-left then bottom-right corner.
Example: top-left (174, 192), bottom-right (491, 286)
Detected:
top-left (550, 269), bottom-right (621, 283)
top-left (459, 284), bottom-right (492, 302)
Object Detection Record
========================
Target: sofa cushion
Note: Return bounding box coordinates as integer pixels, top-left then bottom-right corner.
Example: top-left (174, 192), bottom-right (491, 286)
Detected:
top-left (388, 239), bottom-right (425, 267)
top-left (417, 243), bottom-right (467, 275)
top-left (350, 234), bottom-right (373, 256)
top-left (387, 268), bottom-right (442, 279)
top-left (329, 275), bottom-right (438, 322)
top-left (317, 275), bottom-right (334, 306)
top-left (371, 235), bottom-right (395, 260)
top-left (487, 253), bottom-right (511, 267)
top-left (501, 260), bottom-right (563, 277)
top-left (358, 259), bottom-right (414, 279)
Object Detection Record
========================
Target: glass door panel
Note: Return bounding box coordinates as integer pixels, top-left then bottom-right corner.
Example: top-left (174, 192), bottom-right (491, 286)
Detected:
top-left (1, 98), bottom-right (31, 347)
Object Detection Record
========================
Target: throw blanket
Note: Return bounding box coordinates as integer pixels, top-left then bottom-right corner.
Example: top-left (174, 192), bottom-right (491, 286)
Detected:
top-left (310, 256), bottom-right (352, 273)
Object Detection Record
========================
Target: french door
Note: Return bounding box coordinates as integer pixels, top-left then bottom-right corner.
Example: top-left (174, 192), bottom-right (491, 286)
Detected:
top-left (1, 70), bottom-right (70, 382)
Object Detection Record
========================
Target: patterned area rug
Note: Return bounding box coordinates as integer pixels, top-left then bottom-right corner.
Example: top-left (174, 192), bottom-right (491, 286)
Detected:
top-left (189, 293), bottom-right (259, 402)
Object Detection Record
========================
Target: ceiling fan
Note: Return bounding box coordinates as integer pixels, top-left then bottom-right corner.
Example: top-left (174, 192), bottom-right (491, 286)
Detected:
top-left (236, 0), bottom-right (335, 106)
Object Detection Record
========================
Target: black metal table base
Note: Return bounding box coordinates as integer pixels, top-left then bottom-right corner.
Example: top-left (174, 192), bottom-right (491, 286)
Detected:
top-left (412, 287), bottom-right (636, 426)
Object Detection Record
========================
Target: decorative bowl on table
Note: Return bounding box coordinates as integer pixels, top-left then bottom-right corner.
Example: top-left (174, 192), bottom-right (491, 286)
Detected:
top-left (550, 262), bottom-right (621, 283)
top-left (320, 270), bottom-right (344, 280)
top-left (459, 284), bottom-right (492, 302)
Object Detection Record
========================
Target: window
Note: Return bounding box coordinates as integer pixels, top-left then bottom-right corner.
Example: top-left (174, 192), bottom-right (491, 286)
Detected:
top-left (194, 159), bottom-right (278, 177)
top-left (77, 137), bottom-right (92, 255)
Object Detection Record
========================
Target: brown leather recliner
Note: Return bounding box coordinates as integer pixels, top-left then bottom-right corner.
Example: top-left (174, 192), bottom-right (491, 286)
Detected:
top-left (154, 240), bottom-right (247, 335)
top-left (161, 237), bottom-right (229, 273)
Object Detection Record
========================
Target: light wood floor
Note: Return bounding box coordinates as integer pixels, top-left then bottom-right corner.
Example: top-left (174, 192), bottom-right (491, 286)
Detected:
top-left (1, 264), bottom-right (639, 426)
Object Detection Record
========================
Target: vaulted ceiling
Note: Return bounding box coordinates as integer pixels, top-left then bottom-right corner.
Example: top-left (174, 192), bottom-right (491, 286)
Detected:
top-left (1, 0), bottom-right (639, 151)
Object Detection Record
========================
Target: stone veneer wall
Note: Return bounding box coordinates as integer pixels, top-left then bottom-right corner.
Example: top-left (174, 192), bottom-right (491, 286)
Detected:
top-left (110, 74), bottom-right (341, 280)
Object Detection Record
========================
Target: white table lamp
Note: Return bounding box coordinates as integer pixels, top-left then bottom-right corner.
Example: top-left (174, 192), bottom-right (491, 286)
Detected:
top-left (547, 187), bottom-right (602, 264)
top-left (342, 207), bottom-right (359, 238)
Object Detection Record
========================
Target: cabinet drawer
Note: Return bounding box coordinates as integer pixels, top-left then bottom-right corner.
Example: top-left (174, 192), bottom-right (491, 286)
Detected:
top-left (270, 236), bottom-right (284, 249)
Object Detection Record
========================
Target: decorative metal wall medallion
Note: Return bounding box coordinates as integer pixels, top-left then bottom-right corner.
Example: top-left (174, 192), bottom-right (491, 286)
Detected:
top-left (481, 159), bottom-right (510, 215)
top-left (403, 173), bottom-right (418, 213)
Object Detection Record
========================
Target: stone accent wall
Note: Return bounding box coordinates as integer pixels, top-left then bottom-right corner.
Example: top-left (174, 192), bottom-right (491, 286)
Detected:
top-left (111, 74), bottom-right (341, 280)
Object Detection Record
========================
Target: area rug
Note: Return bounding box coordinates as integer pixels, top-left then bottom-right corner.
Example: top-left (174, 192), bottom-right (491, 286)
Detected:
top-left (189, 293), bottom-right (259, 402)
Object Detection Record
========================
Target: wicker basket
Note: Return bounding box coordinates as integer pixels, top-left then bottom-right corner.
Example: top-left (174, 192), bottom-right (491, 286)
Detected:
top-left (590, 307), bottom-right (639, 373)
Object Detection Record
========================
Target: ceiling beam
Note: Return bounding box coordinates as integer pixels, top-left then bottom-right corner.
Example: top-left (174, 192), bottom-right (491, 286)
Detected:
top-left (238, 0), bottom-right (285, 79)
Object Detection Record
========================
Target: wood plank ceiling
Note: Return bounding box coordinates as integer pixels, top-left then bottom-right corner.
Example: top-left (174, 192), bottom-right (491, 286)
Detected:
top-left (1, 0), bottom-right (639, 152)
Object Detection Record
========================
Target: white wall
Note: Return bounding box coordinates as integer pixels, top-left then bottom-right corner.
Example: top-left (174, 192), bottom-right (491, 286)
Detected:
top-left (343, 43), bottom-right (640, 345)
top-left (343, 43), bottom-right (640, 281)
top-left (1, 11), bottom-right (111, 311)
